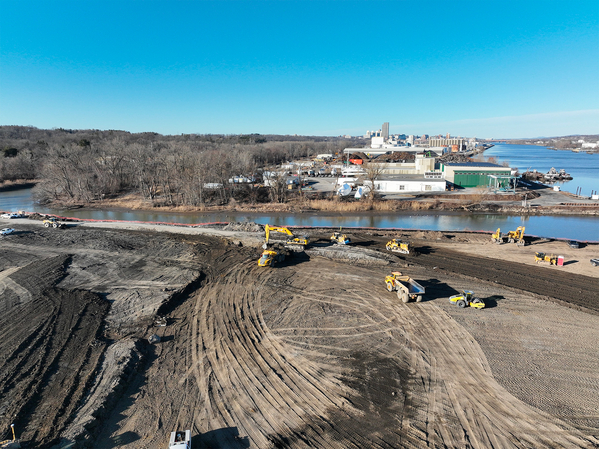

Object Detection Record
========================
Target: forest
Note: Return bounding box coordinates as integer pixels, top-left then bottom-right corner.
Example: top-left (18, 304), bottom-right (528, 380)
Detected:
top-left (0, 126), bottom-right (362, 207)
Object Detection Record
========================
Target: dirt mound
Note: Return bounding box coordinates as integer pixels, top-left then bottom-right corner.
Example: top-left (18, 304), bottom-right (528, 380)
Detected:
top-left (222, 221), bottom-right (264, 232)
top-left (437, 153), bottom-right (474, 163)
top-left (307, 245), bottom-right (397, 266)
top-left (348, 151), bottom-right (370, 161)
top-left (374, 152), bottom-right (415, 162)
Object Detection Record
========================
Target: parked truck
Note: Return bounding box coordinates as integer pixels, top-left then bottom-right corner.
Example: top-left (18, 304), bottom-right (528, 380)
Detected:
top-left (384, 272), bottom-right (425, 303)
top-left (169, 430), bottom-right (191, 448)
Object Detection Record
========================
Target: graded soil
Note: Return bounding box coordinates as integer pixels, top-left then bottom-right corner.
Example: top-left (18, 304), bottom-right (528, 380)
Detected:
top-left (0, 220), bottom-right (598, 448)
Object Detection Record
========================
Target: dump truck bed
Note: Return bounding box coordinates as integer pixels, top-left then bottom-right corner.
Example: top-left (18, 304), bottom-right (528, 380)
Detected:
top-left (395, 275), bottom-right (425, 295)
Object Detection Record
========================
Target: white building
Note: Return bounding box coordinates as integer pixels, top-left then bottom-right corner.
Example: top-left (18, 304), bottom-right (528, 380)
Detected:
top-left (364, 175), bottom-right (446, 193)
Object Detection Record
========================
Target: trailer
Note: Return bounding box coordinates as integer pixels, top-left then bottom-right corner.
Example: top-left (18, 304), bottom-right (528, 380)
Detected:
top-left (385, 272), bottom-right (425, 303)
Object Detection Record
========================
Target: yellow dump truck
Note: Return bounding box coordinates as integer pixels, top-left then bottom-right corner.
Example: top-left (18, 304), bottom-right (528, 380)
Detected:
top-left (384, 271), bottom-right (425, 303)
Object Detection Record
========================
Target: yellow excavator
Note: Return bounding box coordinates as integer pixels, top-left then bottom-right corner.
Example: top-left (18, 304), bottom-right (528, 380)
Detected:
top-left (505, 226), bottom-right (526, 246)
top-left (491, 228), bottom-right (503, 244)
top-left (386, 238), bottom-right (411, 254)
top-left (263, 225), bottom-right (309, 251)
top-left (0, 424), bottom-right (20, 448)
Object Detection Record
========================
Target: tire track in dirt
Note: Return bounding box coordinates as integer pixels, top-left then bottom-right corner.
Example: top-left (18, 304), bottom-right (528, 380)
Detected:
top-left (414, 247), bottom-right (599, 312)
top-left (191, 263), bottom-right (356, 448)
top-left (0, 256), bottom-right (108, 447)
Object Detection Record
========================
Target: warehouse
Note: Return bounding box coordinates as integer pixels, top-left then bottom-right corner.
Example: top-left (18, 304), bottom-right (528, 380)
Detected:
top-left (442, 162), bottom-right (512, 188)
top-left (364, 175), bottom-right (446, 193)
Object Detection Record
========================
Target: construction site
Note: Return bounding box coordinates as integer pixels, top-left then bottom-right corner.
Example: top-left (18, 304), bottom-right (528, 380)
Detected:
top-left (1, 218), bottom-right (599, 449)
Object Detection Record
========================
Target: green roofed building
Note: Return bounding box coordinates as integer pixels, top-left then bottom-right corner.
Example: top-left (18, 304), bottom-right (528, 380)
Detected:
top-left (441, 162), bottom-right (512, 188)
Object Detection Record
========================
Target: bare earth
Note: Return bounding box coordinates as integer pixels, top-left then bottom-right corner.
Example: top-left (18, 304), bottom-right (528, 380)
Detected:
top-left (0, 218), bottom-right (598, 448)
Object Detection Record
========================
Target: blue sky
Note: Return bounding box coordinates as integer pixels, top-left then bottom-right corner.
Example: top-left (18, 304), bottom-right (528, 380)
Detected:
top-left (1, 0), bottom-right (598, 138)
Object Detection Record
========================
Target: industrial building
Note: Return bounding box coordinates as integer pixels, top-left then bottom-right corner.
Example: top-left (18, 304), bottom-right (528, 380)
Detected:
top-left (428, 138), bottom-right (466, 152)
top-left (442, 162), bottom-right (512, 188)
top-left (364, 175), bottom-right (446, 193)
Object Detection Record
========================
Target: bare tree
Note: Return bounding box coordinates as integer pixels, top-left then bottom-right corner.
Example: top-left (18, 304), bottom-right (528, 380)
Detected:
top-left (361, 161), bottom-right (389, 202)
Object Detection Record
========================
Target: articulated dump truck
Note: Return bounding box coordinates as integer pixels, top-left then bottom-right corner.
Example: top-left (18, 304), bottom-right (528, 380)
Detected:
top-left (384, 272), bottom-right (425, 303)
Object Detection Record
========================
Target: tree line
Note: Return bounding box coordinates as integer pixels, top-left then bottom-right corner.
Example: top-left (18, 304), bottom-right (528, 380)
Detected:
top-left (0, 126), bottom-right (362, 207)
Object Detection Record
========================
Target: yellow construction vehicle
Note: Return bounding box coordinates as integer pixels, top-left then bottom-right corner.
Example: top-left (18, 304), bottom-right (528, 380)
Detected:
top-left (386, 238), bottom-right (411, 254)
top-left (505, 226), bottom-right (525, 246)
top-left (43, 217), bottom-right (66, 229)
top-left (449, 290), bottom-right (485, 309)
top-left (264, 225), bottom-right (309, 251)
top-left (258, 245), bottom-right (290, 267)
top-left (0, 424), bottom-right (20, 448)
top-left (330, 229), bottom-right (351, 245)
top-left (384, 271), bottom-right (425, 303)
top-left (534, 252), bottom-right (557, 265)
top-left (491, 228), bottom-right (504, 244)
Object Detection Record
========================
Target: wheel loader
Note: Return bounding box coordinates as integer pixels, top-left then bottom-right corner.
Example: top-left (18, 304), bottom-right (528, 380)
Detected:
top-left (505, 226), bottom-right (525, 246)
top-left (43, 217), bottom-right (66, 229)
top-left (449, 290), bottom-right (485, 309)
top-left (534, 252), bottom-right (557, 265)
top-left (386, 238), bottom-right (411, 254)
top-left (384, 271), bottom-right (425, 303)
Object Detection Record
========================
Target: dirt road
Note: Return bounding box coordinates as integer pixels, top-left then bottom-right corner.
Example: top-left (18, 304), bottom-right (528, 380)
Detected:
top-left (0, 222), bottom-right (598, 448)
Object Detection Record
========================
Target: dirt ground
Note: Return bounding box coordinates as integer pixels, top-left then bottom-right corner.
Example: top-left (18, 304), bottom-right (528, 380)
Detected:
top-left (0, 220), bottom-right (598, 448)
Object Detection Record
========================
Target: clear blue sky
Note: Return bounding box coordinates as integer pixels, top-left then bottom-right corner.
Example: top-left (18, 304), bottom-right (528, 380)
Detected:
top-left (1, 0), bottom-right (598, 138)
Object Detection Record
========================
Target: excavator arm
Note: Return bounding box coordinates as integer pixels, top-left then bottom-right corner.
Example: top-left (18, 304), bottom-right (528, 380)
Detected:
top-left (265, 225), bottom-right (295, 245)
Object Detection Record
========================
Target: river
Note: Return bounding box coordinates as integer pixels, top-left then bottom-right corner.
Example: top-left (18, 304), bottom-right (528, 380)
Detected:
top-left (1, 187), bottom-right (598, 241)
top-left (485, 143), bottom-right (599, 196)
top-left (1, 144), bottom-right (598, 241)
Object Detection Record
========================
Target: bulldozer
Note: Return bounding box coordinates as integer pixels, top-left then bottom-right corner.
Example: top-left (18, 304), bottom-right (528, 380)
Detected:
top-left (534, 252), bottom-right (558, 265)
top-left (43, 217), bottom-right (66, 229)
top-left (330, 229), bottom-right (351, 245)
top-left (505, 226), bottom-right (525, 246)
top-left (449, 290), bottom-right (485, 309)
top-left (384, 271), bottom-right (425, 303)
top-left (263, 225), bottom-right (309, 251)
top-left (386, 238), bottom-right (411, 254)
top-left (491, 228), bottom-right (503, 244)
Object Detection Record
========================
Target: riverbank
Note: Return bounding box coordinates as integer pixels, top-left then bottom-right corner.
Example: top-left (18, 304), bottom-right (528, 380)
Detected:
top-left (0, 179), bottom-right (37, 192)
top-left (39, 189), bottom-right (599, 216)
